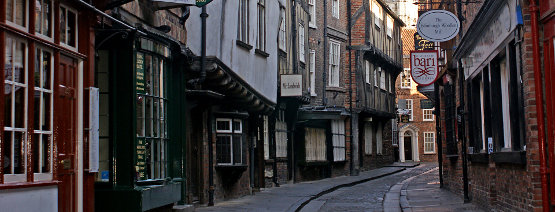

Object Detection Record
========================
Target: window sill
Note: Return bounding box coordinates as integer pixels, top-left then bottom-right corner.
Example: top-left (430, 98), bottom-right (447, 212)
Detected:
top-left (423, 152), bottom-right (436, 155)
top-left (136, 179), bottom-right (166, 186)
top-left (491, 151), bottom-right (526, 165)
top-left (0, 180), bottom-right (59, 190)
top-left (255, 49), bottom-right (270, 58)
top-left (333, 160), bottom-right (347, 163)
top-left (216, 164), bottom-right (248, 170)
top-left (236, 40), bottom-right (253, 51)
top-left (468, 153), bottom-right (489, 163)
top-left (299, 160), bottom-right (329, 166)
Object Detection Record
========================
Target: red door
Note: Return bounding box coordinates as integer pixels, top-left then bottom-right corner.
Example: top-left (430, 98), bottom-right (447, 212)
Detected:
top-left (56, 55), bottom-right (78, 212)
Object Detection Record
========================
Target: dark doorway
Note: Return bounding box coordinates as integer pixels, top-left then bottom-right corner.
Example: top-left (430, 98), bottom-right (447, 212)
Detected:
top-left (404, 131), bottom-right (412, 161)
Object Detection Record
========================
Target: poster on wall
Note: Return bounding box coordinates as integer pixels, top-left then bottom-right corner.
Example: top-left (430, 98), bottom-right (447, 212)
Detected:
top-left (410, 50), bottom-right (439, 86)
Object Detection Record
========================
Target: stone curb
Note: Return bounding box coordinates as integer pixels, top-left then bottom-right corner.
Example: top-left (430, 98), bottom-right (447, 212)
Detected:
top-left (383, 167), bottom-right (439, 212)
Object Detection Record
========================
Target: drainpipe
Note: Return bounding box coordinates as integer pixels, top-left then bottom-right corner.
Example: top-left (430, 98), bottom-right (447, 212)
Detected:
top-left (434, 82), bottom-right (443, 188)
top-left (529, 1), bottom-right (549, 211)
top-left (459, 64), bottom-right (469, 203)
top-left (322, 0), bottom-right (328, 106)
top-left (188, 6), bottom-right (208, 87)
top-left (347, 0), bottom-right (355, 176)
top-left (208, 107), bottom-right (214, 206)
top-left (291, 0), bottom-right (298, 183)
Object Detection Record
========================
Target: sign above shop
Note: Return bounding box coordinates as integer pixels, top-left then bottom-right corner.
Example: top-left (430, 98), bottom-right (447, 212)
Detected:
top-left (410, 50), bottom-right (439, 86)
top-left (414, 32), bottom-right (435, 50)
top-left (281, 75), bottom-right (302, 97)
top-left (417, 10), bottom-right (460, 42)
top-left (152, 0), bottom-right (195, 9)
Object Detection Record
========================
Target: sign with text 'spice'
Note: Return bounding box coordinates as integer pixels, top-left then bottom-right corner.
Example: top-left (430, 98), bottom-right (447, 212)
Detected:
top-left (410, 50), bottom-right (439, 86)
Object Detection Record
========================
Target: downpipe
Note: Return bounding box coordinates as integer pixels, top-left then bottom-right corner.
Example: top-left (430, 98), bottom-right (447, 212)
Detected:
top-left (528, 1), bottom-right (549, 211)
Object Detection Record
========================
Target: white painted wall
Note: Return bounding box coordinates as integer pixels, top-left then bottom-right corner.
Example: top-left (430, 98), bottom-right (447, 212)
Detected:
top-left (0, 186), bottom-right (58, 212)
top-left (186, 0), bottom-right (279, 103)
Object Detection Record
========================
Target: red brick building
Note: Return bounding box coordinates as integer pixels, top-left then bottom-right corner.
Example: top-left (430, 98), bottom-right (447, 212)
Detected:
top-left (433, 0), bottom-right (555, 211)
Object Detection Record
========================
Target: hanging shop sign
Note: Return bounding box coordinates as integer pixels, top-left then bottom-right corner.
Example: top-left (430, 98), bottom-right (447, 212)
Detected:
top-left (416, 10), bottom-right (460, 42)
top-left (400, 115), bottom-right (410, 123)
top-left (152, 0), bottom-right (195, 9)
top-left (410, 50), bottom-right (439, 86)
top-left (414, 32), bottom-right (435, 50)
top-left (281, 74), bottom-right (302, 97)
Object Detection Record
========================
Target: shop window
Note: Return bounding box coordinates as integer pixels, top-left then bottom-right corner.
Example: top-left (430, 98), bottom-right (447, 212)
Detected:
top-left (305, 128), bottom-right (326, 161)
top-left (6, 0), bottom-right (27, 29)
top-left (33, 48), bottom-right (53, 181)
top-left (35, 0), bottom-right (52, 38)
top-left (423, 109), bottom-right (434, 121)
top-left (309, 50), bottom-right (316, 96)
top-left (364, 123), bottom-right (373, 155)
top-left (278, 7), bottom-right (286, 51)
top-left (299, 24), bottom-right (305, 63)
top-left (332, 0), bottom-right (339, 18)
top-left (424, 132), bottom-right (435, 154)
top-left (275, 109), bottom-right (287, 158)
top-left (136, 52), bottom-right (168, 180)
top-left (328, 40), bottom-right (340, 87)
top-left (3, 36), bottom-right (28, 183)
top-left (308, 0), bottom-right (316, 28)
top-left (400, 68), bottom-right (411, 89)
top-left (60, 5), bottom-right (77, 49)
top-left (256, 0), bottom-right (265, 51)
top-left (237, 0), bottom-right (249, 44)
top-left (216, 118), bottom-right (244, 165)
top-left (376, 123), bottom-right (383, 154)
top-left (331, 120), bottom-right (345, 161)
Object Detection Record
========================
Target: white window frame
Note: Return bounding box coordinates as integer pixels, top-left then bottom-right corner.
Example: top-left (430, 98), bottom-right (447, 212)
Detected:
top-left (329, 40), bottom-right (340, 87)
top-left (364, 123), bottom-right (373, 155)
top-left (237, 0), bottom-right (250, 44)
top-left (332, 120), bottom-right (346, 161)
top-left (380, 68), bottom-right (385, 90)
top-left (33, 47), bottom-right (54, 182)
top-left (256, 0), bottom-right (266, 51)
top-left (365, 60), bottom-right (371, 84)
top-left (3, 35), bottom-right (29, 183)
top-left (372, 0), bottom-right (382, 29)
top-left (60, 4), bottom-right (78, 51)
top-left (332, 0), bottom-right (339, 18)
top-left (276, 110), bottom-right (288, 158)
top-left (400, 68), bottom-right (411, 89)
top-left (386, 15), bottom-right (393, 38)
top-left (35, 0), bottom-right (54, 41)
top-left (279, 7), bottom-right (286, 51)
top-left (310, 50), bottom-right (317, 96)
top-left (299, 24), bottom-right (305, 63)
top-left (406, 99), bottom-right (413, 121)
top-left (424, 132), bottom-right (435, 154)
top-left (308, 0), bottom-right (316, 28)
top-left (423, 109), bottom-right (434, 121)
top-left (216, 118), bottom-right (244, 165)
top-left (6, 0), bottom-right (29, 31)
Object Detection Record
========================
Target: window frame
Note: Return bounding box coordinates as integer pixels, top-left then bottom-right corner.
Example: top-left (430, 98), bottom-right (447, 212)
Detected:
top-left (256, 0), bottom-right (266, 51)
top-left (331, 120), bottom-right (346, 162)
top-left (365, 60), bottom-right (371, 84)
top-left (215, 118), bottom-right (244, 165)
top-left (35, 0), bottom-right (54, 40)
top-left (308, 0), bottom-right (316, 28)
top-left (305, 127), bottom-right (326, 162)
top-left (278, 7), bottom-right (286, 52)
top-left (422, 109), bottom-right (434, 121)
top-left (33, 47), bottom-right (54, 182)
top-left (364, 123), bottom-right (373, 155)
top-left (400, 68), bottom-right (411, 89)
top-left (424, 132), bottom-right (435, 154)
top-left (386, 15), bottom-right (393, 38)
top-left (5, 0), bottom-right (29, 31)
top-left (3, 35), bottom-right (29, 183)
top-left (376, 123), bottom-right (383, 155)
top-left (332, 0), bottom-right (339, 19)
top-left (328, 40), bottom-right (340, 87)
top-left (380, 70), bottom-right (386, 90)
top-left (237, 0), bottom-right (250, 44)
top-left (309, 50), bottom-right (316, 96)
top-left (299, 24), bottom-right (305, 63)
top-left (275, 109), bottom-right (287, 158)
top-left (59, 4), bottom-right (79, 51)
top-left (372, 0), bottom-right (382, 29)
top-left (406, 99), bottom-right (413, 121)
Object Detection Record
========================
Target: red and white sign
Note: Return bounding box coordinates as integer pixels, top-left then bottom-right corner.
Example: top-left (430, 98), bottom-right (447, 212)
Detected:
top-left (410, 50), bottom-right (439, 86)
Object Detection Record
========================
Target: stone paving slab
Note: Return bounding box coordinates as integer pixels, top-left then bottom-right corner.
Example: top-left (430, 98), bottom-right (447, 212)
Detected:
top-left (195, 166), bottom-right (405, 212)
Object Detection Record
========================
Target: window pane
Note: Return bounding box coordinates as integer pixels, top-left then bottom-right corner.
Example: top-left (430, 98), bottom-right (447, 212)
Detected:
top-left (43, 0), bottom-right (52, 36)
top-left (42, 51), bottom-right (51, 89)
top-left (60, 7), bottom-right (66, 44)
top-left (233, 135), bottom-right (242, 164)
top-left (14, 131), bottom-right (25, 174)
top-left (42, 92), bottom-right (50, 130)
top-left (35, 0), bottom-right (42, 33)
top-left (7, 0), bottom-right (14, 22)
top-left (15, 41), bottom-right (25, 83)
top-left (136, 96), bottom-right (144, 137)
top-left (33, 134), bottom-right (40, 172)
top-left (145, 55), bottom-right (152, 95)
top-left (217, 120), bottom-right (230, 131)
top-left (153, 100), bottom-right (158, 137)
top-left (216, 135), bottom-right (231, 164)
top-left (145, 139), bottom-right (152, 179)
top-left (34, 91), bottom-right (40, 129)
top-left (42, 134), bottom-right (50, 172)
top-left (15, 0), bottom-right (25, 26)
top-left (15, 86), bottom-right (25, 128)
top-left (4, 85), bottom-right (12, 127)
top-left (3, 131), bottom-right (12, 173)
top-left (233, 120), bottom-right (241, 132)
top-left (145, 97), bottom-right (151, 137)
top-left (67, 10), bottom-right (76, 47)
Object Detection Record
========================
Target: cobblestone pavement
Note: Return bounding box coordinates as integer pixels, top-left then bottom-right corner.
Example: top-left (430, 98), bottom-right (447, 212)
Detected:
top-left (300, 163), bottom-right (437, 212)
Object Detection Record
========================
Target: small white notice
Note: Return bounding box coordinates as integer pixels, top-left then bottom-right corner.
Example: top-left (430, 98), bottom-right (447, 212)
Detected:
top-left (89, 87), bottom-right (100, 172)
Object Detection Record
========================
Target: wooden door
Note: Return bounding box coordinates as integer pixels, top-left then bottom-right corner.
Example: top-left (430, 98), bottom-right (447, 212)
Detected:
top-left (404, 135), bottom-right (412, 161)
top-left (56, 55), bottom-right (78, 212)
